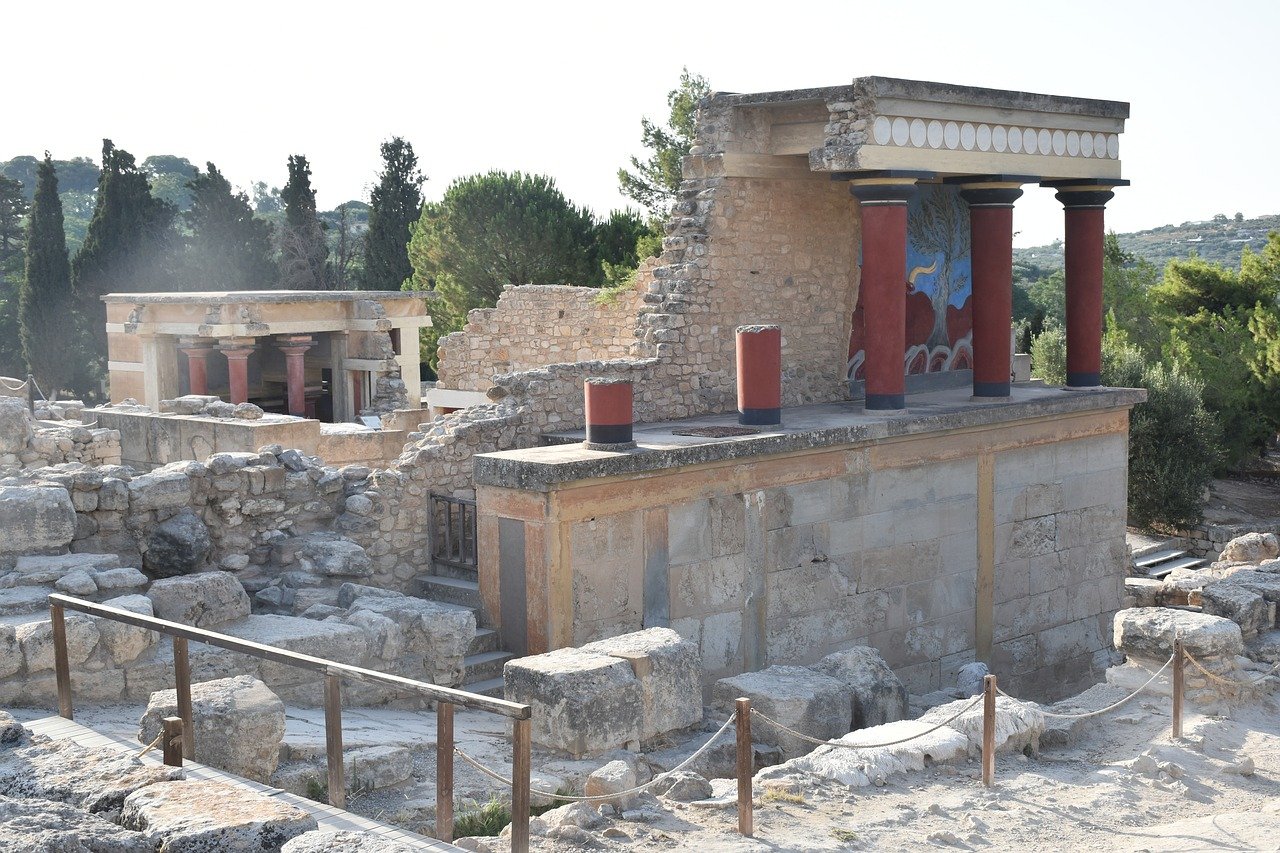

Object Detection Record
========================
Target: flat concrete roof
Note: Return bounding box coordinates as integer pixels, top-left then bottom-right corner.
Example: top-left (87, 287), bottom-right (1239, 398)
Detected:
top-left (474, 384), bottom-right (1146, 491)
top-left (102, 290), bottom-right (428, 304)
top-left (712, 76), bottom-right (1130, 119)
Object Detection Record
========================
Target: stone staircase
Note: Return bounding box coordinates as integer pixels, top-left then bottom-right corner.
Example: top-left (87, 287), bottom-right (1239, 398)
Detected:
top-left (1132, 543), bottom-right (1206, 579)
top-left (415, 564), bottom-right (512, 699)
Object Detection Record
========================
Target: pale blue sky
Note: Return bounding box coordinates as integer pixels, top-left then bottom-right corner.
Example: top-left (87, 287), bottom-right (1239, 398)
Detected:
top-left (7, 0), bottom-right (1277, 247)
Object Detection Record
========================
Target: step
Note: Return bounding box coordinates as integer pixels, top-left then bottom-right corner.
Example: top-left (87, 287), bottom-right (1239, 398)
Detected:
top-left (1134, 548), bottom-right (1187, 569)
top-left (415, 576), bottom-right (482, 610)
top-left (1145, 556), bottom-right (1205, 579)
top-left (463, 650), bottom-right (514, 683)
top-left (429, 561), bottom-right (479, 583)
top-left (468, 627), bottom-right (502, 656)
top-left (461, 676), bottom-right (505, 699)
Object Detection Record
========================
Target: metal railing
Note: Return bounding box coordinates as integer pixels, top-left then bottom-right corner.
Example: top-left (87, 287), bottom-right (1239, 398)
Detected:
top-left (48, 593), bottom-right (534, 851)
top-left (431, 494), bottom-right (478, 573)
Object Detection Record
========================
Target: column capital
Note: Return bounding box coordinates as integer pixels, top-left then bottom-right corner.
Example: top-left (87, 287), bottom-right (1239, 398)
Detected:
top-left (178, 339), bottom-right (216, 357)
top-left (1042, 178), bottom-right (1129, 209)
top-left (275, 334), bottom-right (315, 356)
top-left (958, 186), bottom-right (1025, 208)
top-left (837, 170), bottom-right (933, 206)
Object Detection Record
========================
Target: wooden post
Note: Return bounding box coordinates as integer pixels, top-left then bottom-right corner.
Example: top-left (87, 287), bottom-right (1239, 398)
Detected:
top-left (436, 701), bottom-right (454, 842)
top-left (511, 717), bottom-right (531, 853)
top-left (172, 636), bottom-right (194, 760)
top-left (736, 697), bottom-right (754, 837)
top-left (982, 674), bottom-right (997, 787)
top-left (1172, 637), bottom-right (1184, 740)
top-left (161, 716), bottom-right (184, 767)
top-left (325, 672), bottom-right (346, 809)
top-left (51, 603), bottom-right (73, 720)
top-left (26, 374), bottom-right (34, 414)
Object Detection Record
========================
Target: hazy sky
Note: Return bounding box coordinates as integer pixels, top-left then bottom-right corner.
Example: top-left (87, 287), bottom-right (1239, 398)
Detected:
top-left (6, 0), bottom-right (1277, 247)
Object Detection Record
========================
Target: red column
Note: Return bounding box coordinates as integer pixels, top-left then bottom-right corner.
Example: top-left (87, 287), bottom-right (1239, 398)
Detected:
top-left (583, 378), bottom-right (634, 450)
top-left (220, 342), bottom-right (255, 404)
top-left (179, 342), bottom-right (214, 396)
top-left (1046, 182), bottom-right (1121, 388)
top-left (960, 185), bottom-right (1023, 398)
top-left (736, 324), bottom-right (781, 426)
top-left (850, 180), bottom-right (917, 410)
top-left (276, 335), bottom-right (315, 417)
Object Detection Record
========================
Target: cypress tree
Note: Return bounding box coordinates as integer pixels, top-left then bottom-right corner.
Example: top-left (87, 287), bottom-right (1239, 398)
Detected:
top-left (278, 155), bottom-right (329, 290)
top-left (182, 163), bottom-right (277, 291)
top-left (73, 139), bottom-right (177, 359)
top-left (21, 155), bottom-right (74, 397)
top-left (0, 176), bottom-right (28, 377)
top-left (361, 137), bottom-right (424, 291)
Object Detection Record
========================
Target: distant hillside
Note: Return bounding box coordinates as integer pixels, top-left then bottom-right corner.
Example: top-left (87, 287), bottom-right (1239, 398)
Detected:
top-left (1015, 213), bottom-right (1280, 272)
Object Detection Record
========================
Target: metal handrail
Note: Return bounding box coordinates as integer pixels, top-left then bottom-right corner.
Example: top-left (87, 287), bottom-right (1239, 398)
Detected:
top-left (47, 593), bottom-right (532, 851)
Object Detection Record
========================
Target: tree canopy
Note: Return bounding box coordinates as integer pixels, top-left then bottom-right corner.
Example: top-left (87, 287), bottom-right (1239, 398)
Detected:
top-left (0, 176), bottom-right (28, 378)
top-left (278, 155), bottom-right (329, 290)
top-left (181, 162), bottom-right (277, 291)
top-left (21, 156), bottom-right (74, 396)
top-left (362, 137), bottom-right (424, 291)
top-left (618, 68), bottom-right (710, 219)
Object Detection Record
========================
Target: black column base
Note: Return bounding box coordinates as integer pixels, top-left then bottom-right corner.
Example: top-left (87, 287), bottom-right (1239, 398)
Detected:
top-left (972, 381), bottom-right (1011, 398)
top-left (739, 407), bottom-right (781, 426)
top-left (585, 423), bottom-right (634, 445)
top-left (1066, 371), bottom-right (1102, 388)
top-left (865, 393), bottom-right (906, 411)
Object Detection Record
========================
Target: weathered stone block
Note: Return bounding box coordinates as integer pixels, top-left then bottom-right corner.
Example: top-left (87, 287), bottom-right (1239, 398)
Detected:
top-left (808, 646), bottom-right (908, 730)
top-left (343, 594), bottom-right (472, 685)
top-left (581, 627), bottom-right (702, 742)
top-left (504, 648), bottom-right (643, 757)
top-left (1201, 581), bottom-right (1271, 637)
top-left (1113, 607), bottom-right (1244, 661)
top-left (94, 594), bottom-right (158, 665)
top-left (0, 737), bottom-right (182, 814)
top-left (17, 614), bottom-right (100, 672)
top-left (343, 745), bottom-right (413, 791)
top-left (0, 399), bottom-right (33, 455)
top-left (0, 486), bottom-right (76, 554)
top-left (0, 794), bottom-right (152, 852)
top-left (143, 510), bottom-right (211, 578)
top-left (1221, 532), bottom-right (1280, 565)
top-left (121, 779), bottom-right (316, 848)
top-left (147, 570), bottom-right (250, 628)
top-left (713, 665), bottom-right (852, 760)
top-left (126, 470), bottom-right (191, 512)
top-left (140, 675), bottom-right (285, 783)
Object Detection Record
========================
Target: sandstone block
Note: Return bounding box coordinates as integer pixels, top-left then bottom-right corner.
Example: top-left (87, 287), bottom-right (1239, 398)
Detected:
top-left (652, 770), bottom-right (712, 802)
top-left (0, 485), bottom-right (76, 554)
top-left (121, 779), bottom-right (315, 849)
top-left (1201, 581), bottom-right (1271, 637)
top-left (11, 552), bottom-right (120, 585)
top-left (1220, 532), bottom-right (1280, 564)
top-left (140, 675), bottom-right (285, 782)
top-left (147, 571), bottom-right (250, 628)
top-left (580, 627), bottom-right (702, 742)
top-left (143, 510), bottom-right (211, 578)
top-left (53, 569), bottom-right (97, 596)
top-left (18, 614), bottom-right (99, 672)
top-left (713, 666), bottom-right (852, 760)
top-left (95, 594), bottom-right (158, 665)
top-left (583, 759), bottom-right (639, 809)
top-left (344, 594), bottom-right (473, 685)
top-left (298, 534), bottom-right (371, 578)
top-left (504, 648), bottom-right (643, 757)
top-left (919, 695), bottom-right (1044, 755)
top-left (809, 646), bottom-right (909, 730)
top-left (227, 615), bottom-right (370, 687)
top-left (93, 566), bottom-right (149, 594)
top-left (344, 745), bottom-right (413, 791)
top-left (1113, 607), bottom-right (1244, 660)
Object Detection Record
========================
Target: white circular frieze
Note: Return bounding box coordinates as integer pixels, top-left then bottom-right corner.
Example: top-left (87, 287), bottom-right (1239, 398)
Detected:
top-left (892, 117), bottom-right (910, 146)
top-left (1080, 132), bottom-right (1094, 157)
top-left (976, 124), bottom-right (992, 151)
top-left (992, 125), bottom-right (1008, 152)
top-left (944, 121), bottom-right (960, 149)
top-left (1093, 132), bottom-right (1107, 158)
top-left (1038, 128), bottom-right (1052, 154)
top-left (1008, 127), bottom-right (1023, 153)
top-left (910, 118), bottom-right (927, 147)
top-left (1023, 127), bottom-right (1038, 154)
top-left (1107, 134), bottom-right (1120, 159)
top-left (1066, 130), bottom-right (1080, 156)
top-left (1052, 129), bottom-right (1066, 155)
top-left (927, 119), bottom-right (944, 148)
top-left (873, 116), bottom-right (892, 145)
top-left (960, 123), bottom-right (976, 150)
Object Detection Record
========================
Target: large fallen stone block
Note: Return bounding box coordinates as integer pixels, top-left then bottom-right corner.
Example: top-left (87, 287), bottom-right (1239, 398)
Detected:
top-left (1113, 607), bottom-right (1243, 661)
top-left (0, 737), bottom-right (181, 816)
top-left (147, 570), bottom-right (250, 628)
top-left (121, 779), bottom-right (316, 850)
top-left (918, 695), bottom-right (1044, 756)
top-left (17, 614), bottom-right (100, 673)
top-left (143, 510), bottom-right (211, 578)
top-left (1220, 532), bottom-right (1280, 564)
top-left (808, 645), bottom-right (908, 730)
top-left (580, 627), bottom-right (702, 743)
top-left (140, 675), bottom-right (285, 783)
top-left (344, 745), bottom-right (412, 791)
top-left (297, 534), bottom-right (372, 578)
top-left (0, 793), bottom-right (152, 853)
top-left (1200, 581), bottom-right (1271, 637)
top-left (756, 718), bottom-right (969, 788)
top-left (282, 830), bottom-right (421, 852)
top-left (10, 552), bottom-right (121, 586)
top-left (225, 615), bottom-right (371, 691)
top-left (0, 485), bottom-right (75, 555)
top-left (125, 469), bottom-right (191, 512)
top-left (505, 648), bottom-right (643, 757)
top-left (713, 665), bottom-right (853, 760)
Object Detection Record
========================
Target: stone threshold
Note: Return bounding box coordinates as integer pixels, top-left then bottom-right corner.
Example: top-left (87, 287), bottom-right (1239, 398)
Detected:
top-left (474, 384), bottom-right (1146, 490)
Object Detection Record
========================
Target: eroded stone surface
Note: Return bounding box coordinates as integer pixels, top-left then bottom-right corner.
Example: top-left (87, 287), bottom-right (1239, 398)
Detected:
top-left (713, 665), bottom-right (852, 760)
top-left (580, 627), bottom-right (702, 743)
top-left (1113, 607), bottom-right (1244, 660)
top-left (918, 695), bottom-right (1044, 755)
top-left (505, 648), bottom-right (642, 757)
top-left (282, 830), bottom-right (421, 852)
top-left (147, 570), bottom-right (251, 628)
top-left (0, 485), bottom-right (75, 555)
top-left (0, 736), bottom-right (181, 817)
top-left (121, 779), bottom-right (317, 851)
top-left (0, 793), bottom-right (152, 853)
top-left (756, 718), bottom-right (969, 788)
top-left (809, 646), bottom-right (909, 730)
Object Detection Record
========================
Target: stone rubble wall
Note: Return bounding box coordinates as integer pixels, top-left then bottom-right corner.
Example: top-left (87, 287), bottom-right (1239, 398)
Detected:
top-left (0, 398), bottom-right (121, 478)
top-left (436, 284), bottom-right (646, 393)
top-left (1174, 519), bottom-right (1280, 560)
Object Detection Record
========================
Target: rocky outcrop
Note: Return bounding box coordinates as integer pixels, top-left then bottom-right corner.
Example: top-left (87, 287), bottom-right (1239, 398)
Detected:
top-left (808, 646), bottom-right (909, 730)
top-left (121, 779), bottom-right (316, 850)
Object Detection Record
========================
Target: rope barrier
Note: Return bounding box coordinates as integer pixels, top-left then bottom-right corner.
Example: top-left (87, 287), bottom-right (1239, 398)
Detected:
top-left (137, 731), bottom-right (165, 758)
top-left (750, 693), bottom-right (984, 750)
top-left (454, 713), bottom-right (737, 803)
top-left (1182, 651), bottom-right (1280, 688)
top-left (997, 652), bottom-right (1177, 720)
top-left (29, 376), bottom-right (48, 404)
top-left (0, 377), bottom-right (27, 392)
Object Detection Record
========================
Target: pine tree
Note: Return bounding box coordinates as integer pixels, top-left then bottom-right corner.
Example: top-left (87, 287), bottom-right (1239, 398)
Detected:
top-left (0, 176), bottom-right (28, 377)
top-left (618, 68), bottom-right (711, 219)
top-left (73, 139), bottom-right (177, 359)
top-left (21, 156), bottom-right (74, 397)
top-left (278, 155), bottom-right (329, 290)
top-left (182, 163), bottom-right (277, 291)
top-left (361, 137), bottom-right (424, 291)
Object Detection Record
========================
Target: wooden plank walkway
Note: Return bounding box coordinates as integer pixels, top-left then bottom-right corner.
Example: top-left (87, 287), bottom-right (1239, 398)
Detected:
top-left (26, 715), bottom-right (463, 852)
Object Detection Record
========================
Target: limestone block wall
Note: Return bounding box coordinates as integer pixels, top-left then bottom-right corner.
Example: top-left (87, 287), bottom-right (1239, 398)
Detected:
top-left (436, 285), bottom-right (645, 393)
top-left (477, 403), bottom-right (1136, 702)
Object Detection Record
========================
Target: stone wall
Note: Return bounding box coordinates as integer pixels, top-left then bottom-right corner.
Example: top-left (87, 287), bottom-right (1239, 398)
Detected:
top-left (437, 285), bottom-right (646, 392)
top-left (0, 399), bottom-right (121, 478)
top-left (1174, 518), bottom-right (1280, 560)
